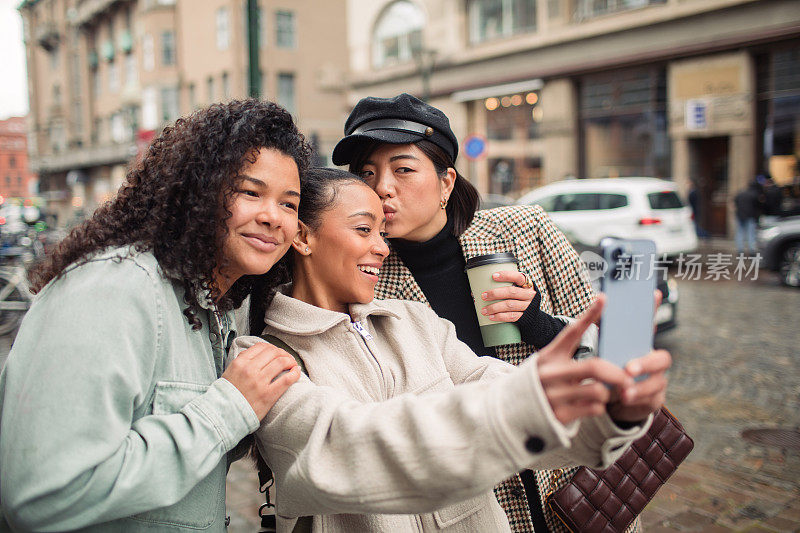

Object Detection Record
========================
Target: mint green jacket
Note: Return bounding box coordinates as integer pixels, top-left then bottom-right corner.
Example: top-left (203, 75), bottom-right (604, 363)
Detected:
top-left (0, 247), bottom-right (260, 532)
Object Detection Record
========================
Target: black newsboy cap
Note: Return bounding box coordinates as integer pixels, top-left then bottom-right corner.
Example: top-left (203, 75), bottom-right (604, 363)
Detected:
top-left (332, 93), bottom-right (459, 166)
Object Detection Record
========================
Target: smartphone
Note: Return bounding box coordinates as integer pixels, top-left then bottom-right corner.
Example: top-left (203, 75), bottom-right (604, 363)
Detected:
top-left (597, 237), bottom-right (657, 372)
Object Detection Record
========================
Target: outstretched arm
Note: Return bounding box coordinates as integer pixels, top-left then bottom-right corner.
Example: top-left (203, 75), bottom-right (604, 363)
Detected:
top-left (248, 300), bottom-right (654, 519)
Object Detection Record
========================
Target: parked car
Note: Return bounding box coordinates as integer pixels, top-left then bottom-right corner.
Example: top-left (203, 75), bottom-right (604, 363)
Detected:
top-left (568, 237), bottom-right (678, 334)
top-left (516, 178), bottom-right (698, 256)
top-left (757, 215), bottom-right (800, 288)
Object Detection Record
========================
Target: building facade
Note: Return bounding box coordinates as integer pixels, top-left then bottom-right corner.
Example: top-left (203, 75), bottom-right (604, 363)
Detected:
top-left (20, 0), bottom-right (349, 226)
top-left (346, 0), bottom-right (800, 236)
top-left (0, 117), bottom-right (38, 201)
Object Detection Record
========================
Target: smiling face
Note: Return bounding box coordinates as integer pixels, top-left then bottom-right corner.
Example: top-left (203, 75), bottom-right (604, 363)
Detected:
top-left (292, 181), bottom-right (389, 313)
top-left (357, 143), bottom-right (455, 242)
top-left (215, 147), bottom-right (301, 295)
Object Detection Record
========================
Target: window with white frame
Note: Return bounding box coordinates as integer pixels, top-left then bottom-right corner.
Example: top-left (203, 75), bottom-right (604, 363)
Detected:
top-left (372, 1), bottom-right (424, 68)
top-left (142, 87), bottom-right (158, 130)
top-left (277, 72), bottom-right (295, 115)
top-left (275, 10), bottom-right (295, 48)
top-left (468, 0), bottom-right (536, 44)
top-left (142, 34), bottom-right (154, 71)
top-left (573, 0), bottom-right (665, 21)
top-left (125, 54), bottom-right (137, 87)
top-left (216, 7), bottom-right (230, 50)
top-left (93, 68), bottom-right (101, 96)
top-left (111, 112), bottom-right (127, 143)
top-left (108, 61), bottom-right (119, 92)
top-left (161, 86), bottom-right (180, 121)
top-left (222, 72), bottom-right (230, 98)
top-left (162, 31), bottom-right (175, 66)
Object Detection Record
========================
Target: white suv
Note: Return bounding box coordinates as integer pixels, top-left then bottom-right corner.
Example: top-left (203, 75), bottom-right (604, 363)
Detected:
top-left (516, 178), bottom-right (698, 256)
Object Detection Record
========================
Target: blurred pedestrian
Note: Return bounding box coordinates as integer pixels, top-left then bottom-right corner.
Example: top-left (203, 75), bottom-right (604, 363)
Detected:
top-left (0, 100), bottom-right (307, 531)
top-left (734, 179), bottom-right (763, 254)
top-left (331, 93), bottom-right (630, 532)
top-left (241, 167), bottom-right (666, 532)
top-left (688, 180), bottom-right (708, 238)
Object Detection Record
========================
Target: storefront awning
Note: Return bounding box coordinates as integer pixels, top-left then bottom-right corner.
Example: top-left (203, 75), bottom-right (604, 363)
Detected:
top-left (452, 79), bottom-right (544, 102)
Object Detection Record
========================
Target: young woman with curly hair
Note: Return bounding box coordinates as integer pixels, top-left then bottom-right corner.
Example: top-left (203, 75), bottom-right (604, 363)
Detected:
top-left (0, 99), bottom-right (309, 532)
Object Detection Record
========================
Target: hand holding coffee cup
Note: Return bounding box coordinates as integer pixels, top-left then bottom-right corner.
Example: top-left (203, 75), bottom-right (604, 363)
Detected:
top-left (465, 253), bottom-right (524, 347)
top-left (479, 270), bottom-right (537, 323)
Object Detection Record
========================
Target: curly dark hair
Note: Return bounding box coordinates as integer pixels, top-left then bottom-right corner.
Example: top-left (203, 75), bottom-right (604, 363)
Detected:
top-left (28, 99), bottom-right (312, 330)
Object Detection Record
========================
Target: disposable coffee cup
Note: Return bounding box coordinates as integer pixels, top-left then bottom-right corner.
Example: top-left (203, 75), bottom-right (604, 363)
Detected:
top-left (465, 252), bottom-right (522, 347)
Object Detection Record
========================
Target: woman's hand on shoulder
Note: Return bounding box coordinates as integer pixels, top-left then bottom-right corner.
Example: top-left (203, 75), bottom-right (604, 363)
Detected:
top-left (480, 270), bottom-right (536, 323)
top-left (222, 342), bottom-right (301, 420)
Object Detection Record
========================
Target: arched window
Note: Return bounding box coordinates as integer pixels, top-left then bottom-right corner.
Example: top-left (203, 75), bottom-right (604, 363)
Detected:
top-left (372, 1), bottom-right (424, 68)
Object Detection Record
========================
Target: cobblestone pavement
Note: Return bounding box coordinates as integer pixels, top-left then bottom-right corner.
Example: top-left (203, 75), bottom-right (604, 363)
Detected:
top-left (2, 240), bottom-right (798, 532)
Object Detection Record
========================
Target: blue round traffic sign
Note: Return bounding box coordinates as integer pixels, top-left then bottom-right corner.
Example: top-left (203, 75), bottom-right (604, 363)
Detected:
top-left (463, 134), bottom-right (487, 160)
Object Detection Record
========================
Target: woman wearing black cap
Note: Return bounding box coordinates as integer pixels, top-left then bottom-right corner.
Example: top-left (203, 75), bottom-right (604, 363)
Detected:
top-left (332, 93), bottom-right (667, 532)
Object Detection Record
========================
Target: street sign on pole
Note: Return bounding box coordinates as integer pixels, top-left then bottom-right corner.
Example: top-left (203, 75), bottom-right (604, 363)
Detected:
top-left (463, 134), bottom-right (488, 160)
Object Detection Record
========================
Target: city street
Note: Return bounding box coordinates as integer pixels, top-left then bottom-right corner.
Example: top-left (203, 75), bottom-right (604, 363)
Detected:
top-left (1, 247), bottom-right (798, 532)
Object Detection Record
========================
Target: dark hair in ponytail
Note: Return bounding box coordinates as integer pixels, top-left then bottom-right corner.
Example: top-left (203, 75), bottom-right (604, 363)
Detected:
top-left (247, 167), bottom-right (366, 335)
top-left (413, 140), bottom-right (479, 237)
top-left (348, 139), bottom-right (479, 237)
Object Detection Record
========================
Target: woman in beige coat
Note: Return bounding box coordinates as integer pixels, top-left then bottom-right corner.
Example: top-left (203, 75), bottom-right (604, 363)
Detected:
top-left (233, 168), bottom-right (670, 532)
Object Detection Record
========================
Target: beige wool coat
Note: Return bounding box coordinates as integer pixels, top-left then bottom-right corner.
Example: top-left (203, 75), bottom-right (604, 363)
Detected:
top-left (233, 290), bottom-right (650, 532)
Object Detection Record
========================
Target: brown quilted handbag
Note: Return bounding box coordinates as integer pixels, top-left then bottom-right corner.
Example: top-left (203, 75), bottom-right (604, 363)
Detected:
top-left (545, 407), bottom-right (694, 533)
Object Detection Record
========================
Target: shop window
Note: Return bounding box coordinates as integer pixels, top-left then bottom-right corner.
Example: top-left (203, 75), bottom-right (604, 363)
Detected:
top-left (485, 91), bottom-right (542, 141)
top-left (757, 47), bottom-right (800, 183)
top-left (468, 0), bottom-right (536, 45)
top-left (488, 156), bottom-right (542, 195)
top-left (580, 67), bottom-right (670, 179)
top-left (372, 1), bottom-right (424, 68)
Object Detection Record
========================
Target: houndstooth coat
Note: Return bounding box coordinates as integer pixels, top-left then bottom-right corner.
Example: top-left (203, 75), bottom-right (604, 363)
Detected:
top-left (374, 204), bottom-right (641, 533)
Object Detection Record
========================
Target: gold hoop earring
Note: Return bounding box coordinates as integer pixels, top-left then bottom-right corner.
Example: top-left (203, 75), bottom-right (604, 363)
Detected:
top-left (440, 198), bottom-right (448, 209)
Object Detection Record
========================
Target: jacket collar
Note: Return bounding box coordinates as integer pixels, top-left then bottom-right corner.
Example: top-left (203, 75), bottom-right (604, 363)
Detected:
top-left (264, 285), bottom-right (401, 335)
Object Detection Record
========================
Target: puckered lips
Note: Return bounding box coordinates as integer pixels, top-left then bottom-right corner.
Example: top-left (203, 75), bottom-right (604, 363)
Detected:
top-left (382, 204), bottom-right (396, 222)
top-left (241, 232), bottom-right (280, 253)
top-left (358, 263), bottom-right (381, 281)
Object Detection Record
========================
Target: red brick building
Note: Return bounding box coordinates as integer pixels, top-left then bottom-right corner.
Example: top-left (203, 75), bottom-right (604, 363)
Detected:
top-left (0, 117), bottom-right (37, 200)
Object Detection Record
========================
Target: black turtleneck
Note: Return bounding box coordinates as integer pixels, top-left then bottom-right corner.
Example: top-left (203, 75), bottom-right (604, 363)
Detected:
top-left (391, 218), bottom-right (490, 356)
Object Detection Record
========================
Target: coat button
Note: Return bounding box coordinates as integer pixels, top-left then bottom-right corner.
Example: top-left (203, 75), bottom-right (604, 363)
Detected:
top-left (525, 436), bottom-right (545, 453)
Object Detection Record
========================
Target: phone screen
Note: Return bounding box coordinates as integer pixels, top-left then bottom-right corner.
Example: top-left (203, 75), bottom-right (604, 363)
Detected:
top-left (597, 238), bottom-right (657, 370)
